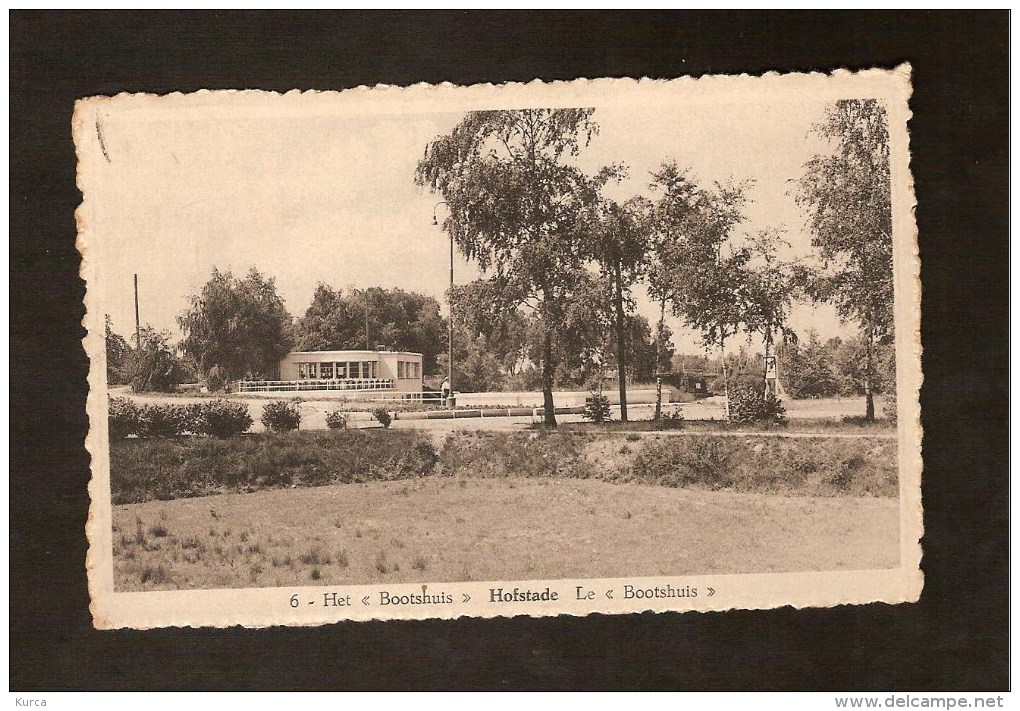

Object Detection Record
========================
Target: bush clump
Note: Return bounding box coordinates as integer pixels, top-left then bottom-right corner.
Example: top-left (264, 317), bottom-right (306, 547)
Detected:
top-left (198, 399), bottom-right (253, 438)
top-left (372, 408), bottom-right (392, 429)
top-left (138, 403), bottom-right (196, 438)
top-left (261, 400), bottom-right (301, 432)
top-left (632, 435), bottom-right (734, 488)
top-left (882, 393), bottom-right (898, 424)
top-left (728, 384), bottom-right (787, 426)
top-left (582, 391), bottom-right (612, 424)
top-left (109, 397), bottom-right (143, 438)
top-left (205, 366), bottom-right (228, 393)
top-left (110, 430), bottom-right (438, 503)
top-left (325, 410), bottom-right (348, 430)
top-left (109, 398), bottom-right (252, 439)
top-left (656, 409), bottom-right (685, 430)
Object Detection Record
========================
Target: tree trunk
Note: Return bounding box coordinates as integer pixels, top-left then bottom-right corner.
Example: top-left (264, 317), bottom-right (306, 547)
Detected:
top-left (654, 295), bottom-right (666, 421)
top-left (864, 323), bottom-right (875, 421)
top-left (542, 329), bottom-right (557, 426)
top-left (720, 330), bottom-right (731, 422)
top-left (613, 259), bottom-right (628, 422)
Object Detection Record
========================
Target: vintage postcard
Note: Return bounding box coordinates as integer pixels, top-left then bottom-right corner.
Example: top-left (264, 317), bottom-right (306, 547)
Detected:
top-left (77, 66), bottom-right (921, 628)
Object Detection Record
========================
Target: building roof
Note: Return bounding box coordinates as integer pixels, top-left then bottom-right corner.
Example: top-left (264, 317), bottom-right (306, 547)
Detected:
top-left (285, 349), bottom-right (423, 358)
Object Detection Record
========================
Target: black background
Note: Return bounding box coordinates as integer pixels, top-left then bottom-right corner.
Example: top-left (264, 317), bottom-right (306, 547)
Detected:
top-left (10, 11), bottom-right (1009, 690)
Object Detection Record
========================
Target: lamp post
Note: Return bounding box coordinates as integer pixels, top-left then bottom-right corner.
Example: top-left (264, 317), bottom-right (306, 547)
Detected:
top-left (433, 201), bottom-right (453, 406)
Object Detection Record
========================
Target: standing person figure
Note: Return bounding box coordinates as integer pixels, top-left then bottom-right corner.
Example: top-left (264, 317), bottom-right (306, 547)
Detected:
top-left (441, 378), bottom-right (451, 406)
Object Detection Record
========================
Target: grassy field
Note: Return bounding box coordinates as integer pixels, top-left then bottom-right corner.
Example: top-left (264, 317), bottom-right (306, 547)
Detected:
top-left (109, 428), bottom-right (900, 591)
top-left (112, 477), bottom-right (900, 591)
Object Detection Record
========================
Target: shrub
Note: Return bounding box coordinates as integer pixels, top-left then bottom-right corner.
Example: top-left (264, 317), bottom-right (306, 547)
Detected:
top-left (109, 397), bottom-right (143, 438)
top-left (205, 366), bottom-right (228, 393)
top-left (109, 430), bottom-right (440, 503)
top-left (883, 393), bottom-right (898, 424)
top-left (261, 400), bottom-right (301, 432)
top-left (728, 384), bottom-right (787, 426)
top-left (632, 436), bottom-right (734, 488)
top-left (657, 409), bottom-right (685, 431)
top-left (124, 327), bottom-right (187, 393)
top-left (372, 408), bottom-right (392, 429)
top-left (138, 403), bottom-right (194, 438)
top-left (198, 399), bottom-right (253, 438)
top-left (582, 391), bottom-right (612, 424)
top-left (325, 410), bottom-right (348, 430)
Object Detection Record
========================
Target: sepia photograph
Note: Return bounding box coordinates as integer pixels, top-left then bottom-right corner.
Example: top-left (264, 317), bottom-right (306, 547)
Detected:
top-left (77, 68), bottom-right (921, 627)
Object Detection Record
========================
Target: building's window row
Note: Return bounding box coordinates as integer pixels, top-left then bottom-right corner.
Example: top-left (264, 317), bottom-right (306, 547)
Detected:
top-left (297, 361), bottom-right (379, 380)
top-left (396, 361), bottom-right (421, 379)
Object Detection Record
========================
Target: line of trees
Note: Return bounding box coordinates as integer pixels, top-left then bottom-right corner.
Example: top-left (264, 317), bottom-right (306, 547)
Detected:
top-left (107, 99), bottom-right (894, 424)
top-left (106, 272), bottom-right (451, 394)
top-left (415, 99), bottom-right (894, 423)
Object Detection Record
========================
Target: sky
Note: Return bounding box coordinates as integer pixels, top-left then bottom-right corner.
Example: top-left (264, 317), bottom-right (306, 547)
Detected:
top-left (82, 82), bottom-right (855, 356)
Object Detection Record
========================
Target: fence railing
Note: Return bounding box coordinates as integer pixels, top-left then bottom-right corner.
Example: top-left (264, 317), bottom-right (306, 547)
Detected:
top-left (238, 378), bottom-right (395, 393)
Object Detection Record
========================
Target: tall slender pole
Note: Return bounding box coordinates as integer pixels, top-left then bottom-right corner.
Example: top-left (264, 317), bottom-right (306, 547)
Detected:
top-left (448, 227), bottom-right (454, 397)
top-left (433, 201), bottom-right (453, 403)
top-left (133, 273), bottom-right (141, 349)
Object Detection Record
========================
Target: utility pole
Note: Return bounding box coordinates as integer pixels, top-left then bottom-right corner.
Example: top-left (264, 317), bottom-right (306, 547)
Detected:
top-left (133, 273), bottom-right (141, 349)
top-left (432, 201), bottom-right (454, 405)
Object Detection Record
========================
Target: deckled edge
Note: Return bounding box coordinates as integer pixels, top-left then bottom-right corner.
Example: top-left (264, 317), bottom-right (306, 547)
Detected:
top-left (75, 64), bottom-right (924, 629)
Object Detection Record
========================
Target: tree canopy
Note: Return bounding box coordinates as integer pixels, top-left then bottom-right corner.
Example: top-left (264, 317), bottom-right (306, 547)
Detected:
top-left (104, 314), bottom-right (132, 386)
top-left (294, 285), bottom-right (446, 375)
top-left (178, 267), bottom-right (294, 382)
top-left (415, 108), bottom-right (606, 424)
top-left (795, 98), bottom-right (894, 419)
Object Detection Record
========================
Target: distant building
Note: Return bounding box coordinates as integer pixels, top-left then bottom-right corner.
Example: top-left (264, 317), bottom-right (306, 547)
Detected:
top-left (239, 348), bottom-right (423, 396)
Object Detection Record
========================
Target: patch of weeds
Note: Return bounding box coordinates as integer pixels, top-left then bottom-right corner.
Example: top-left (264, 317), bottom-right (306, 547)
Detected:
top-left (831, 455), bottom-right (864, 492)
top-left (148, 524), bottom-right (169, 538)
top-left (618, 445), bottom-right (631, 455)
top-left (239, 532), bottom-right (249, 543)
top-left (355, 529), bottom-right (363, 538)
top-left (140, 565), bottom-right (169, 585)
top-left (180, 536), bottom-right (202, 550)
top-left (455, 517), bottom-right (466, 524)
top-left (299, 547), bottom-right (331, 566)
top-left (333, 518), bottom-right (342, 529)
top-left (247, 543), bottom-right (264, 555)
top-left (250, 564), bottom-right (263, 581)
top-left (310, 568), bottom-right (322, 581)
top-left (336, 549), bottom-right (350, 568)
top-left (375, 552), bottom-right (390, 574)
top-left (625, 433), bottom-right (641, 442)
top-left (411, 555), bottom-right (427, 571)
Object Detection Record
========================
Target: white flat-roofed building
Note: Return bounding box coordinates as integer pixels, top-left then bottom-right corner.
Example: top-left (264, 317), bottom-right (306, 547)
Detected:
top-left (239, 348), bottom-right (424, 395)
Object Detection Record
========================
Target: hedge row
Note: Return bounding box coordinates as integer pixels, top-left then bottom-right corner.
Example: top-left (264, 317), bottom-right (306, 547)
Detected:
top-left (109, 397), bottom-right (253, 439)
top-left (110, 430), bottom-right (438, 503)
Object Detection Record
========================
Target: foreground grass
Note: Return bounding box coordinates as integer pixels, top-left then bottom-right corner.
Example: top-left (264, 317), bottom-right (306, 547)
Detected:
top-left (112, 477), bottom-right (900, 591)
